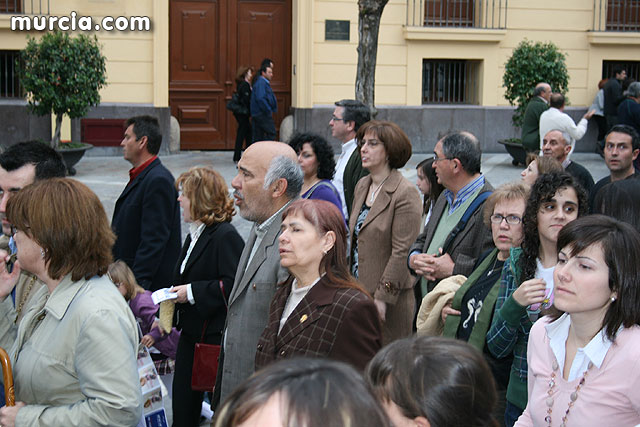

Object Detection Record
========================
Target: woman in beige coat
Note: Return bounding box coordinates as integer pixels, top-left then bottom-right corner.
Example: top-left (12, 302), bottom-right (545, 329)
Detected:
top-left (0, 178), bottom-right (141, 427)
top-left (349, 120), bottom-right (422, 344)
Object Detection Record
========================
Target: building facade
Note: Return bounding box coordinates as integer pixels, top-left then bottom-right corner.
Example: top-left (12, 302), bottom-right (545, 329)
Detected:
top-left (1, 0), bottom-right (639, 153)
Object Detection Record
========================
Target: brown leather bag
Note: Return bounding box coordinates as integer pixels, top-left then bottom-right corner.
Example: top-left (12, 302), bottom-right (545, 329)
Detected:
top-left (0, 347), bottom-right (15, 406)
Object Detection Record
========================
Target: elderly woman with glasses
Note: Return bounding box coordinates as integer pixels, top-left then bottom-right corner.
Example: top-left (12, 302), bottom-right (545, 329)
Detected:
top-left (417, 183), bottom-right (528, 419)
top-left (349, 120), bottom-right (422, 344)
top-left (0, 178), bottom-right (141, 427)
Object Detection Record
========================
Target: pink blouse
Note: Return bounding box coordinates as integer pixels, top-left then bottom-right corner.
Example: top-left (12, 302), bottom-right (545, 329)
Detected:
top-left (516, 316), bottom-right (640, 426)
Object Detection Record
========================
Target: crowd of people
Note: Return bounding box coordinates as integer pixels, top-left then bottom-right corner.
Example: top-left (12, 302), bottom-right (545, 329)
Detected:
top-left (0, 88), bottom-right (637, 427)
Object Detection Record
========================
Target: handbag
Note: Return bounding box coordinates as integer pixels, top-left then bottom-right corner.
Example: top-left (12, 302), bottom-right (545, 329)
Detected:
top-left (226, 92), bottom-right (249, 116)
top-left (191, 280), bottom-right (227, 392)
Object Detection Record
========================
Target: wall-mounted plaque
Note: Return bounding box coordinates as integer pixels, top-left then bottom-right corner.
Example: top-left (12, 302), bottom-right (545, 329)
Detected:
top-left (325, 20), bottom-right (349, 41)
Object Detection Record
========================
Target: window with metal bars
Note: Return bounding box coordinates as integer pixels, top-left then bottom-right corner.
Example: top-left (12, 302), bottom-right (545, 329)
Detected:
top-left (0, 0), bottom-right (20, 13)
top-left (0, 51), bottom-right (21, 99)
top-left (422, 59), bottom-right (479, 104)
top-left (606, 0), bottom-right (640, 31)
top-left (602, 60), bottom-right (640, 81)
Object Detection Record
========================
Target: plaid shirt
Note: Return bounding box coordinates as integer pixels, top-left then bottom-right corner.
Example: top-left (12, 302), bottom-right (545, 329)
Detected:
top-left (486, 247), bottom-right (532, 409)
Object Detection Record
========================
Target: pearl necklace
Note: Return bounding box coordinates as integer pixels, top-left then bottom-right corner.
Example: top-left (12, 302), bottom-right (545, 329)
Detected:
top-left (545, 359), bottom-right (593, 427)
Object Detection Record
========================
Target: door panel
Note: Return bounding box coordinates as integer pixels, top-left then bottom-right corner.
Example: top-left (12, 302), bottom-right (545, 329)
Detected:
top-left (170, 0), bottom-right (291, 150)
top-left (170, 0), bottom-right (226, 149)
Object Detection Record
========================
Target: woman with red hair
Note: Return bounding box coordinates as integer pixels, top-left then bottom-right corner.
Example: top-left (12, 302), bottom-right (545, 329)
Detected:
top-left (255, 199), bottom-right (382, 372)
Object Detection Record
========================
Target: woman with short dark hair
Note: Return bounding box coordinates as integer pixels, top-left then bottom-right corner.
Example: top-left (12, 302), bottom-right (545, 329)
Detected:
top-left (516, 215), bottom-right (640, 426)
top-left (0, 178), bottom-right (141, 426)
top-left (350, 120), bottom-right (422, 344)
top-left (288, 132), bottom-right (343, 217)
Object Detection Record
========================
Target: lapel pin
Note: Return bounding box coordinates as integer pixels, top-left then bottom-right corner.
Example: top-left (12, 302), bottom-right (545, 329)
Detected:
top-left (300, 314), bottom-right (308, 323)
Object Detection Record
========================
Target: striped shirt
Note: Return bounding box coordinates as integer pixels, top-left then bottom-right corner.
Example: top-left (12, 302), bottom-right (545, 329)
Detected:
top-left (444, 174), bottom-right (486, 215)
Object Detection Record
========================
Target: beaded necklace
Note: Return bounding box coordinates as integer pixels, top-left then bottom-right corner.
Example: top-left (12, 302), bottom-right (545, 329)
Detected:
top-left (545, 358), bottom-right (593, 427)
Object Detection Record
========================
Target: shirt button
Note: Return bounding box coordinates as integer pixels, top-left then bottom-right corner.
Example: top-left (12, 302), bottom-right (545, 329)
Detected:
top-left (280, 350), bottom-right (285, 356)
top-left (252, 283), bottom-right (257, 290)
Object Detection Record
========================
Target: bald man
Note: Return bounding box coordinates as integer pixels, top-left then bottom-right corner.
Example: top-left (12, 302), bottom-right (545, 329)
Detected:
top-left (213, 141), bottom-right (303, 405)
top-left (521, 82), bottom-right (551, 152)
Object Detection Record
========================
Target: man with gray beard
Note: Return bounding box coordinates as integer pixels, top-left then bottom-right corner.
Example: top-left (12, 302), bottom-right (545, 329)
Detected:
top-left (213, 141), bottom-right (302, 407)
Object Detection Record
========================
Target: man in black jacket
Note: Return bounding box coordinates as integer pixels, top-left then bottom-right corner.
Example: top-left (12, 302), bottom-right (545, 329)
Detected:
top-left (112, 115), bottom-right (181, 291)
top-left (603, 65), bottom-right (627, 131)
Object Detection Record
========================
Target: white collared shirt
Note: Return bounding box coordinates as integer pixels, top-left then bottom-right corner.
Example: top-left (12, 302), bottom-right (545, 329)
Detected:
top-left (332, 138), bottom-right (358, 219)
top-left (278, 276), bottom-right (321, 334)
top-left (180, 221), bottom-right (205, 305)
top-left (546, 313), bottom-right (613, 381)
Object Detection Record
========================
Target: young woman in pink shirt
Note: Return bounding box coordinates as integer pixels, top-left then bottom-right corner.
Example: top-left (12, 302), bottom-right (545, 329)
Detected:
top-left (516, 215), bottom-right (640, 426)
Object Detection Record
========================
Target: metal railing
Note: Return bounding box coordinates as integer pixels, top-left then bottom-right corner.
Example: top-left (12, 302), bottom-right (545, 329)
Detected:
top-left (0, 51), bottom-right (21, 99)
top-left (422, 59), bottom-right (480, 104)
top-left (0, 0), bottom-right (49, 14)
top-left (407, 0), bottom-right (507, 29)
top-left (593, 0), bottom-right (640, 31)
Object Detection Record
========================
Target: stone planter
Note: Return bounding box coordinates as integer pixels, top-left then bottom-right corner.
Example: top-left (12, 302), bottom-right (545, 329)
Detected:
top-left (57, 143), bottom-right (93, 176)
top-left (498, 139), bottom-right (527, 166)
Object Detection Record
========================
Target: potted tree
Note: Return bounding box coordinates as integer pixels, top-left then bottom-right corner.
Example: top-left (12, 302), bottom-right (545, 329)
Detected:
top-left (501, 39), bottom-right (569, 165)
top-left (19, 31), bottom-right (107, 175)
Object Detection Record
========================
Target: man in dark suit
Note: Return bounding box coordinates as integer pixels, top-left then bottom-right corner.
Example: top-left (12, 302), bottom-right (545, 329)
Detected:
top-left (329, 99), bottom-right (370, 219)
top-left (408, 131), bottom-right (494, 299)
top-left (214, 141), bottom-right (303, 406)
top-left (603, 65), bottom-right (627, 131)
top-left (112, 116), bottom-right (181, 291)
top-left (520, 82), bottom-right (550, 152)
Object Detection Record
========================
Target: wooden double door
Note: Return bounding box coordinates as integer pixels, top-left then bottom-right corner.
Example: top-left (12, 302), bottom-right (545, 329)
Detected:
top-left (169, 0), bottom-right (291, 150)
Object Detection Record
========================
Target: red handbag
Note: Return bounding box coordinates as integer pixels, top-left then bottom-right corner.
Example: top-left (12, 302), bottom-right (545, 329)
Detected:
top-left (190, 281), bottom-right (226, 392)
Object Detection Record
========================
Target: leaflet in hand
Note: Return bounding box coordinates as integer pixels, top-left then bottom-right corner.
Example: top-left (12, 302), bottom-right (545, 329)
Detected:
top-left (151, 288), bottom-right (177, 305)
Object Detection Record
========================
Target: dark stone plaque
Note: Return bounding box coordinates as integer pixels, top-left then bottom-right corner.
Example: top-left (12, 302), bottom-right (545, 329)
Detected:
top-left (325, 20), bottom-right (349, 41)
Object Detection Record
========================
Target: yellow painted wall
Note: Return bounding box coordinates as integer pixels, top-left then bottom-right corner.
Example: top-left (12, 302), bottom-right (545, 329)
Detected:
top-left (306, 0), bottom-right (640, 108)
top-left (0, 0), bottom-right (167, 107)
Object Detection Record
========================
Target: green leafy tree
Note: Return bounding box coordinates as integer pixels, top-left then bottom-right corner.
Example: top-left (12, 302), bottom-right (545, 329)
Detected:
top-left (503, 39), bottom-right (569, 128)
top-left (19, 31), bottom-right (107, 149)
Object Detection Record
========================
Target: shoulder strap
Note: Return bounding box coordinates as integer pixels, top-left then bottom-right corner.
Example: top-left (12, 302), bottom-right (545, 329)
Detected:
top-left (304, 180), bottom-right (340, 200)
top-left (440, 191), bottom-right (492, 255)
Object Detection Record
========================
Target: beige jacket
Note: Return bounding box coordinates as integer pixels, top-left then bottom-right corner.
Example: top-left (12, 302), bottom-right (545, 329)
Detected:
top-left (0, 274), bottom-right (142, 427)
top-left (416, 274), bottom-right (466, 336)
top-left (349, 170), bottom-right (422, 343)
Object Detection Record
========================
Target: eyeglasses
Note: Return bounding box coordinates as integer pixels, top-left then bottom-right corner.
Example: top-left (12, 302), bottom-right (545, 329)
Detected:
top-left (490, 214), bottom-right (522, 225)
top-left (330, 115), bottom-right (346, 122)
top-left (432, 153), bottom-right (454, 163)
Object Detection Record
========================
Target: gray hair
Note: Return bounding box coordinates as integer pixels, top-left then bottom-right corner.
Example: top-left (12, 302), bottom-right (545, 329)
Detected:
top-left (264, 155), bottom-right (303, 199)
top-left (441, 131), bottom-right (482, 174)
top-left (547, 129), bottom-right (573, 147)
top-left (625, 81), bottom-right (640, 99)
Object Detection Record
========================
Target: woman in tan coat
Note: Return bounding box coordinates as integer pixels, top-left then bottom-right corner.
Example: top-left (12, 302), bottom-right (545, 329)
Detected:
top-left (349, 120), bottom-right (422, 344)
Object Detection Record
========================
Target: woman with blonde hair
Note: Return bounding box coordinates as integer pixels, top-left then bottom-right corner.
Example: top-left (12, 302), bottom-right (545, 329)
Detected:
top-left (169, 166), bottom-right (244, 427)
top-left (0, 178), bottom-right (141, 426)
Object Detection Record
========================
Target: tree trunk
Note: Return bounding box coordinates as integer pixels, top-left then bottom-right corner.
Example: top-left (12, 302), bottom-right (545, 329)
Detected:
top-left (52, 113), bottom-right (63, 149)
top-left (356, 0), bottom-right (388, 116)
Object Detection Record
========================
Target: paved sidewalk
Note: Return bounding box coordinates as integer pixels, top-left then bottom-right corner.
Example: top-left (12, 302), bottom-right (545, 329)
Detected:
top-left (74, 151), bottom-right (609, 242)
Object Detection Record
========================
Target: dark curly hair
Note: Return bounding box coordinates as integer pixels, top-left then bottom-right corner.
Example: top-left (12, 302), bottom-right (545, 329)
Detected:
top-left (288, 132), bottom-right (336, 180)
top-left (518, 172), bottom-right (587, 284)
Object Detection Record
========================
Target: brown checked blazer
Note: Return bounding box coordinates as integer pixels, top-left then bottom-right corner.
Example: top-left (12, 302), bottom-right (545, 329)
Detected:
top-left (349, 169), bottom-right (422, 344)
top-left (254, 276), bottom-right (382, 372)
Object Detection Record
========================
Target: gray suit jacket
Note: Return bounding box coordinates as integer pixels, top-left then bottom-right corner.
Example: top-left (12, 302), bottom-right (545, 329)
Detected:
top-left (217, 212), bottom-right (290, 403)
top-left (409, 181), bottom-right (494, 288)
